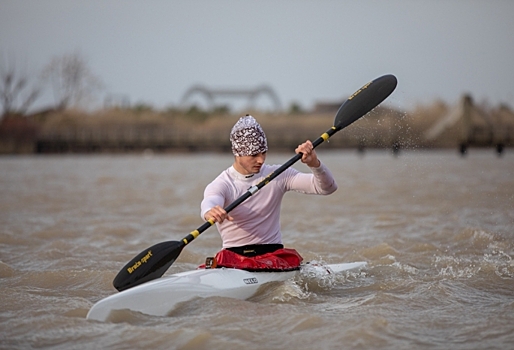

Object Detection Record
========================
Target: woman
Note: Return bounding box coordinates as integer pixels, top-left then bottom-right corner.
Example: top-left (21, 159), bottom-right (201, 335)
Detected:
top-left (201, 115), bottom-right (338, 270)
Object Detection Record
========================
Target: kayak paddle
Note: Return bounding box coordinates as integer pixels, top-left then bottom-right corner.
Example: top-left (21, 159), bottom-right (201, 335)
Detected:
top-left (113, 74), bottom-right (398, 291)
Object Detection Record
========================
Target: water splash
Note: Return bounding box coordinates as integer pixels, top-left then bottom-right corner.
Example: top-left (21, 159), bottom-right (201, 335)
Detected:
top-left (271, 279), bottom-right (311, 302)
top-left (484, 249), bottom-right (513, 279)
top-left (435, 255), bottom-right (482, 279)
top-left (269, 260), bottom-right (369, 302)
top-left (299, 262), bottom-right (339, 290)
top-left (433, 228), bottom-right (513, 280)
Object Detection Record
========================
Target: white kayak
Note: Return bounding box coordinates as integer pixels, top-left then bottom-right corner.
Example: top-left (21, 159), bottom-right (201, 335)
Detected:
top-left (87, 261), bottom-right (367, 322)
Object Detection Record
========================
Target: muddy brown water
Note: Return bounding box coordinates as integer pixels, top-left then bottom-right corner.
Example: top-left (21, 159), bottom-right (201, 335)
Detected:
top-left (1, 149), bottom-right (513, 349)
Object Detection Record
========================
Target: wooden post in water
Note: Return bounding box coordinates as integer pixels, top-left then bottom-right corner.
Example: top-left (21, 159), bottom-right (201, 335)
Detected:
top-left (459, 94), bottom-right (473, 156)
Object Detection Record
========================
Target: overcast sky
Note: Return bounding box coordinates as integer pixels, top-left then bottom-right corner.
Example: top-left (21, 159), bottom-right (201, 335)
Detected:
top-left (1, 0), bottom-right (513, 113)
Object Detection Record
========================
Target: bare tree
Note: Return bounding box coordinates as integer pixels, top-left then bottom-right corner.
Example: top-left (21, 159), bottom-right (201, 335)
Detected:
top-left (41, 52), bottom-right (103, 110)
top-left (0, 58), bottom-right (41, 118)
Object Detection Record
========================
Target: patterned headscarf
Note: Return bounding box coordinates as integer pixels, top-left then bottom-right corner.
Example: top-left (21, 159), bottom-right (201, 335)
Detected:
top-left (230, 115), bottom-right (268, 157)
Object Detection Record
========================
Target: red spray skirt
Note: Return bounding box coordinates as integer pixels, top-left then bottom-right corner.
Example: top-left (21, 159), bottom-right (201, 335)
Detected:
top-left (200, 248), bottom-right (303, 271)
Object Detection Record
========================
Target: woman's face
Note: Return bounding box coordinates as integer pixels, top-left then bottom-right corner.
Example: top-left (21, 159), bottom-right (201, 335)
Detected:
top-left (233, 152), bottom-right (267, 175)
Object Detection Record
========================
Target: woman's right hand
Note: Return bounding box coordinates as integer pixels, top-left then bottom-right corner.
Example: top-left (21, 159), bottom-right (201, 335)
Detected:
top-left (204, 205), bottom-right (233, 223)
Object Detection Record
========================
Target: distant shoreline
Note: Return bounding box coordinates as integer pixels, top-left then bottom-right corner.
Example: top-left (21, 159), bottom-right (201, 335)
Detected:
top-left (1, 100), bottom-right (512, 156)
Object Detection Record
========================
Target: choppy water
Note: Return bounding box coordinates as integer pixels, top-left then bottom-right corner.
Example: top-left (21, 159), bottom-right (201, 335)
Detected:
top-left (1, 149), bottom-right (513, 349)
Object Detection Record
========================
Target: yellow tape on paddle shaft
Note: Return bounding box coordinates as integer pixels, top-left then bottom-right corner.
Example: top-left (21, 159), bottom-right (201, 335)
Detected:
top-left (183, 219), bottom-right (215, 244)
top-left (321, 127), bottom-right (336, 141)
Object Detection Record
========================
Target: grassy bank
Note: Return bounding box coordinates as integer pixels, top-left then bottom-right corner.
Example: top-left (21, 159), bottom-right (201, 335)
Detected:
top-left (1, 98), bottom-right (512, 154)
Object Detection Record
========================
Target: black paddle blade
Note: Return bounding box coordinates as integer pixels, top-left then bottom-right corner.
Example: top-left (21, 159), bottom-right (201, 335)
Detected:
top-left (334, 74), bottom-right (398, 131)
top-left (113, 241), bottom-right (184, 291)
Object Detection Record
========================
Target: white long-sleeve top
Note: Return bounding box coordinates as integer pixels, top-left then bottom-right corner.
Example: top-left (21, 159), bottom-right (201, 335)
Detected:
top-left (200, 162), bottom-right (337, 248)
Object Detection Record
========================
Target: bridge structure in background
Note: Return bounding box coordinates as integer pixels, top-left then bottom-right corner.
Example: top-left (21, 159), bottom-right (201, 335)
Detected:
top-left (180, 85), bottom-right (282, 112)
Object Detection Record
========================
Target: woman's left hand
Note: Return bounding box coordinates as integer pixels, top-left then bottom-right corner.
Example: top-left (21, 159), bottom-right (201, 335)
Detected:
top-left (295, 140), bottom-right (320, 168)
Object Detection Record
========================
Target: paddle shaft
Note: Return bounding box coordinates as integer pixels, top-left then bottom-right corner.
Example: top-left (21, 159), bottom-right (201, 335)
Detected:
top-left (113, 74), bottom-right (397, 291)
top-left (112, 129), bottom-right (335, 292)
top-left (180, 126), bottom-right (338, 247)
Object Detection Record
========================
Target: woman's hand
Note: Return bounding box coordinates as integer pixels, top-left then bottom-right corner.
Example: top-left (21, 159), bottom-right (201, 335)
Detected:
top-left (295, 140), bottom-right (320, 168)
top-left (204, 205), bottom-right (233, 223)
